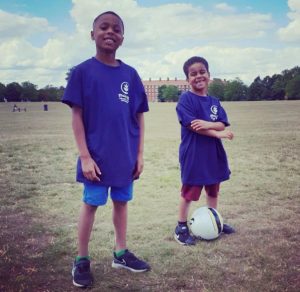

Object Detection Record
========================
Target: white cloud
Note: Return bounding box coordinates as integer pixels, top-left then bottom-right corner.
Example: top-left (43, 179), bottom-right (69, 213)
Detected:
top-left (0, 9), bottom-right (54, 40)
top-left (136, 46), bottom-right (300, 85)
top-left (278, 0), bottom-right (300, 42)
top-left (215, 2), bottom-right (236, 13)
top-left (0, 0), bottom-right (298, 88)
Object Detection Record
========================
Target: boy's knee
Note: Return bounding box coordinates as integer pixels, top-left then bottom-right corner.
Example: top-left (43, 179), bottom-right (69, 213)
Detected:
top-left (83, 202), bottom-right (98, 212)
top-left (112, 200), bottom-right (127, 207)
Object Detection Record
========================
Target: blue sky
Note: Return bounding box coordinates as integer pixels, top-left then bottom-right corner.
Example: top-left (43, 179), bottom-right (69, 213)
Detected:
top-left (0, 0), bottom-right (299, 87)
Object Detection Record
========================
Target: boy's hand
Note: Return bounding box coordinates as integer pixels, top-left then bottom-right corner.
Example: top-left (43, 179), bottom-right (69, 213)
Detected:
top-left (216, 130), bottom-right (234, 140)
top-left (191, 119), bottom-right (212, 131)
top-left (133, 153), bottom-right (144, 179)
top-left (81, 155), bottom-right (101, 181)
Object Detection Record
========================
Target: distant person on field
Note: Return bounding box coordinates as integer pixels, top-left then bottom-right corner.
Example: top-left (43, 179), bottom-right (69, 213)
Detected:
top-left (12, 104), bottom-right (18, 112)
top-left (62, 11), bottom-right (150, 288)
top-left (174, 56), bottom-right (235, 245)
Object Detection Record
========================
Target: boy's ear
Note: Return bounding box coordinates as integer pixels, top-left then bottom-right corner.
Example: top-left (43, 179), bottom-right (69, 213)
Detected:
top-left (91, 30), bottom-right (95, 41)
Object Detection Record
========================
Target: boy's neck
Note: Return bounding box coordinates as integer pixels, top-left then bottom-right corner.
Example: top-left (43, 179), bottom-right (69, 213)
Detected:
top-left (190, 88), bottom-right (208, 97)
top-left (95, 52), bottom-right (120, 67)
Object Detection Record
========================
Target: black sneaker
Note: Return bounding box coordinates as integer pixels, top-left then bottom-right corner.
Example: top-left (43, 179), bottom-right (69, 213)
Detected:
top-left (223, 223), bottom-right (236, 234)
top-left (174, 224), bottom-right (196, 245)
top-left (72, 258), bottom-right (93, 288)
top-left (112, 250), bottom-right (150, 272)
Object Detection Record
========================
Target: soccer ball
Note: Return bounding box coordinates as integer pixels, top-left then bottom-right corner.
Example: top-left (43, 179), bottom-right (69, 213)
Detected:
top-left (189, 206), bottom-right (223, 240)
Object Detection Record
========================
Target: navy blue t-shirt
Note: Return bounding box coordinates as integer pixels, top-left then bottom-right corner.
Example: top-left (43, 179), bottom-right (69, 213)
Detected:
top-left (62, 57), bottom-right (149, 187)
top-left (176, 91), bottom-right (231, 185)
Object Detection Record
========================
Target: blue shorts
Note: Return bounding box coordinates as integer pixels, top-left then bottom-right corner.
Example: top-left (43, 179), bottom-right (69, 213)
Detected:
top-left (83, 183), bottom-right (133, 206)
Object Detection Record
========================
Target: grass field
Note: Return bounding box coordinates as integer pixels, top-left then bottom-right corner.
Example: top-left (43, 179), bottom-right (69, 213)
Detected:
top-left (0, 101), bottom-right (299, 292)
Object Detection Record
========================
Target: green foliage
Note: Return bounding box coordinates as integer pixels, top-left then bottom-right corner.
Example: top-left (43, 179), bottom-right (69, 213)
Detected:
top-left (5, 82), bottom-right (23, 102)
top-left (157, 85), bottom-right (167, 102)
top-left (208, 78), bottom-right (225, 100)
top-left (21, 81), bottom-right (38, 102)
top-left (0, 82), bottom-right (64, 102)
top-left (65, 66), bottom-right (76, 82)
top-left (285, 75), bottom-right (300, 100)
top-left (38, 85), bottom-right (64, 102)
top-left (0, 82), bottom-right (5, 100)
top-left (1, 66), bottom-right (300, 102)
top-left (158, 85), bottom-right (180, 102)
top-left (224, 78), bottom-right (248, 101)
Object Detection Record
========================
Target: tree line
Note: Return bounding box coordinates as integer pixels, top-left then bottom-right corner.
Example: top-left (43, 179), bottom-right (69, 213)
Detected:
top-left (0, 82), bottom-right (64, 102)
top-left (158, 66), bottom-right (300, 102)
top-left (0, 66), bottom-right (299, 102)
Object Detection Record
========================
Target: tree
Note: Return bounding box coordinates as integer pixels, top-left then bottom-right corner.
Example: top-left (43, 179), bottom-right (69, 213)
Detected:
top-left (208, 78), bottom-right (225, 100)
top-left (271, 75), bottom-right (285, 100)
top-left (157, 85), bottom-right (180, 102)
top-left (5, 82), bottom-right (23, 102)
top-left (285, 75), bottom-right (300, 100)
top-left (21, 81), bottom-right (38, 101)
top-left (157, 85), bottom-right (167, 102)
top-left (224, 78), bottom-right (248, 101)
top-left (38, 85), bottom-right (64, 102)
top-left (248, 77), bottom-right (265, 100)
top-left (164, 85), bottom-right (180, 102)
top-left (0, 83), bottom-right (6, 101)
top-left (65, 66), bottom-right (76, 82)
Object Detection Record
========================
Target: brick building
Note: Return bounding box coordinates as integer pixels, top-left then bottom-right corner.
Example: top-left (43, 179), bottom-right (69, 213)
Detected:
top-left (142, 78), bottom-right (190, 102)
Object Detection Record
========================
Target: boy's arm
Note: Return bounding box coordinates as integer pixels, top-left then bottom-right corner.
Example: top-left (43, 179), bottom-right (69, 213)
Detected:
top-left (133, 113), bottom-right (145, 179)
top-left (189, 119), bottom-right (233, 140)
top-left (72, 106), bottom-right (101, 181)
top-left (191, 119), bottom-right (225, 131)
top-left (188, 125), bottom-right (234, 140)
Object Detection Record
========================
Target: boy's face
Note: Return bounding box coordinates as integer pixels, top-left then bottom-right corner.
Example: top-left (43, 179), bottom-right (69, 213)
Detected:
top-left (91, 13), bottom-right (124, 53)
top-left (187, 62), bottom-right (210, 94)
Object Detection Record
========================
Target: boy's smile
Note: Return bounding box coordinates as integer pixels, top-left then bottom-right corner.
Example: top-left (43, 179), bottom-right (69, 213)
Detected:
top-left (91, 14), bottom-right (124, 54)
top-left (187, 62), bottom-right (210, 95)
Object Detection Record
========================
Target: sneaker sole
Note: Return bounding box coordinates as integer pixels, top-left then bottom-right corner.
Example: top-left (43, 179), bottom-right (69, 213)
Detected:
top-left (174, 233), bottom-right (195, 246)
top-left (174, 233), bottom-right (188, 245)
top-left (112, 261), bottom-right (149, 272)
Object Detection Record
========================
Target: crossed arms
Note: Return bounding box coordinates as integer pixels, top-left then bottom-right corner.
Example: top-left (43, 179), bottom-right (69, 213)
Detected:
top-left (188, 119), bottom-right (234, 140)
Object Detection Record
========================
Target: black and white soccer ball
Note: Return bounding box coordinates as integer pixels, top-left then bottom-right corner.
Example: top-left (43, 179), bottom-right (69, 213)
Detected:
top-left (189, 206), bottom-right (223, 240)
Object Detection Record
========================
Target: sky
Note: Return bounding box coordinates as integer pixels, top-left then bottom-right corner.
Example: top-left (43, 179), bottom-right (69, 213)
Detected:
top-left (0, 0), bottom-right (299, 88)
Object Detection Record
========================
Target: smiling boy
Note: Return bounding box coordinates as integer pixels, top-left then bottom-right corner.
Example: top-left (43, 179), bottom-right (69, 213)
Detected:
top-left (62, 11), bottom-right (150, 288)
top-left (174, 56), bottom-right (235, 245)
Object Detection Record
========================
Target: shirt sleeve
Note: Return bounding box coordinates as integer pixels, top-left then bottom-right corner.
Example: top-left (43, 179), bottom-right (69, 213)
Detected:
top-left (217, 100), bottom-right (230, 127)
top-left (133, 71), bottom-right (149, 113)
top-left (62, 66), bottom-right (83, 108)
top-left (176, 94), bottom-right (197, 127)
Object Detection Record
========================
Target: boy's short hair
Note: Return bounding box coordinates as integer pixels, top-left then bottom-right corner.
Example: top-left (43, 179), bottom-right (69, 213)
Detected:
top-left (93, 11), bottom-right (124, 32)
top-left (183, 56), bottom-right (209, 78)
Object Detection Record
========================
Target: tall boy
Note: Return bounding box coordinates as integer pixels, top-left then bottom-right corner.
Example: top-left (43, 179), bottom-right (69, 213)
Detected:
top-left (62, 11), bottom-right (150, 288)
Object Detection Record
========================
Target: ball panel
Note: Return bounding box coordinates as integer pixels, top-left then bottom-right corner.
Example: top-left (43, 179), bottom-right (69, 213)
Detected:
top-left (189, 206), bottom-right (223, 240)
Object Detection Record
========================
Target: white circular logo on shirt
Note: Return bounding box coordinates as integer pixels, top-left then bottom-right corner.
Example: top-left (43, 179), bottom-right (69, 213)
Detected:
top-left (121, 82), bottom-right (129, 95)
top-left (211, 105), bottom-right (218, 115)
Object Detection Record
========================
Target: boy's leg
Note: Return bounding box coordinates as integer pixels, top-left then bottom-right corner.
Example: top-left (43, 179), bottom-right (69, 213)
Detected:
top-left (111, 184), bottom-right (150, 272)
top-left (112, 200), bottom-right (127, 251)
top-left (205, 183), bottom-right (235, 234)
top-left (72, 203), bottom-right (97, 288)
top-left (78, 203), bottom-right (98, 256)
top-left (174, 185), bottom-right (203, 245)
top-left (204, 184), bottom-right (219, 209)
top-left (178, 196), bottom-right (192, 222)
top-left (72, 184), bottom-right (108, 287)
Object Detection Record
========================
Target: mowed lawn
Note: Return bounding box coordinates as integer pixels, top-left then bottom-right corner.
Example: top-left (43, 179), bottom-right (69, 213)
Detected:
top-left (0, 101), bottom-right (299, 292)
